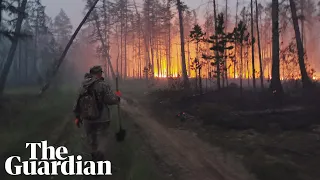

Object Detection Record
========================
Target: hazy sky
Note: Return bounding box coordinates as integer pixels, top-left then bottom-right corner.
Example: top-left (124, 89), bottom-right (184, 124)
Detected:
top-left (41, 0), bottom-right (263, 28)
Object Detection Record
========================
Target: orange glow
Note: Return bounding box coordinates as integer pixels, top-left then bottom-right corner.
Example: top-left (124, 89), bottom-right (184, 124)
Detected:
top-left (101, 25), bottom-right (317, 81)
top-left (155, 74), bottom-right (179, 78)
top-left (155, 74), bottom-right (167, 78)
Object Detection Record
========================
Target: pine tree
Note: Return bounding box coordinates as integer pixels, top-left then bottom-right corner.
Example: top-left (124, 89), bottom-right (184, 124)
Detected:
top-left (53, 9), bottom-right (73, 47)
top-left (289, 0), bottom-right (313, 88)
top-left (233, 20), bottom-right (249, 94)
top-left (176, 0), bottom-right (189, 88)
top-left (270, 0), bottom-right (283, 98)
top-left (204, 14), bottom-right (234, 91)
top-left (190, 24), bottom-right (205, 93)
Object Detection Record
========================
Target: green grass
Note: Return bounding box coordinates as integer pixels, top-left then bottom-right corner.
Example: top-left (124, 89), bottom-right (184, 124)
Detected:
top-left (0, 87), bottom-right (76, 179)
top-left (0, 86), bottom-right (169, 180)
top-left (1, 89), bottom-right (75, 147)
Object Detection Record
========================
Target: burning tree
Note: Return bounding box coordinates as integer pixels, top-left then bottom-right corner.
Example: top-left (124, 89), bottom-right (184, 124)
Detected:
top-left (233, 20), bottom-right (250, 94)
top-left (143, 63), bottom-right (155, 88)
top-left (190, 24), bottom-right (206, 93)
top-left (190, 58), bottom-right (206, 94)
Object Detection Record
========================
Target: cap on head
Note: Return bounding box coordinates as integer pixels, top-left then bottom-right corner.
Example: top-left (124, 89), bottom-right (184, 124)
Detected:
top-left (90, 65), bottom-right (103, 75)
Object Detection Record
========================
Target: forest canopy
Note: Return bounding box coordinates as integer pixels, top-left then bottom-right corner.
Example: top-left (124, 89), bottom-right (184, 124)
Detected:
top-left (1, 0), bottom-right (320, 95)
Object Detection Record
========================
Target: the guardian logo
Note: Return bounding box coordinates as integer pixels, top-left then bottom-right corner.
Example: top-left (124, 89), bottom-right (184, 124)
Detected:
top-left (4, 141), bottom-right (112, 176)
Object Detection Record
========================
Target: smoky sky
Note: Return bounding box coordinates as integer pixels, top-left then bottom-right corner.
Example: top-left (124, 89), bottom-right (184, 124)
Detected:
top-left (42, 0), bottom-right (268, 28)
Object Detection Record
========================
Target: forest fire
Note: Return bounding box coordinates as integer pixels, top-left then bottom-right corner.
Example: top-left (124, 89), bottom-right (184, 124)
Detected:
top-left (154, 74), bottom-right (168, 78)
top-left (1, 0), bottom-right (319, 91)
top-left (2, 0), bottom-right (320, 180)
top-left (154, 74), bottom-right (179, 78)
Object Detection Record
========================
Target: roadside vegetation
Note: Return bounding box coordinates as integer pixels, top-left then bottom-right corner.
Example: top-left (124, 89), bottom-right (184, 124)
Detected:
top-left (0, 86), bottom-right (172, 180)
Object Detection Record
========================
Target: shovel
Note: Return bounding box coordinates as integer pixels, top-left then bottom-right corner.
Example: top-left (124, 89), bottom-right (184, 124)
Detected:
top-left (115, 76), bottom-right (126, 142)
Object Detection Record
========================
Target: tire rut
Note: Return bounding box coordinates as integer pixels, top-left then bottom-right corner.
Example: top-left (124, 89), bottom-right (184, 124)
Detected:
top-left (120, 99), bottom-right (255, 180)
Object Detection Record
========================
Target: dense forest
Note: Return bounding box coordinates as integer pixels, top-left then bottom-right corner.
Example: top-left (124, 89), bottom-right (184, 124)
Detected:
top-left (1, 0), bottom-right (320, 95)
top-left (3, 1), bottom-right (320, 179)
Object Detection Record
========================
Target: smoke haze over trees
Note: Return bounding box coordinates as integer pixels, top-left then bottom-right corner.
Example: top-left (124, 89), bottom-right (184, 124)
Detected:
top-left (1, 0), bottom-right (320, 94)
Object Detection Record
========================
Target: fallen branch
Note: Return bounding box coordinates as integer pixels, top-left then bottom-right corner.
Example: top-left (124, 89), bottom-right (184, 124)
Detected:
top-left (232, 106), bottom-right (305, 116)
top-left (38, 0), bottom-right (100, 96)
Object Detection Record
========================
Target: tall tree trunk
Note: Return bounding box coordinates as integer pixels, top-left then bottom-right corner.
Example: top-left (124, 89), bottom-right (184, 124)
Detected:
top-left (289, 0), bottom-right (313, 88)
top-left (301, 0), bottom-right (305, 47)
top-left (150, 38), bottom-right (154, 77)
top-left (159, 39), bottom-right (162, 76)
top-left (176, 0), bottom-right (189, 88)
top-left (234, 0), bottom-right (239, 79)
top-left (156, 39), bottom-right (160, 77)
top-left (92, 12), bottom-right (116, 79)
top-left (224, 0), bottom-right (229, 86)
top-left (0, 0), bottom-right (2, 26)
top-left (124, 0), bottom-right (128, 79)
top-left (240, 44), bottom-right (243, 95)
top-left (199, 67), bottom-right (202, 94)
top-left (187, 39), bottom-right (191, 76)
top-left (167, 22), bottom-right (171, 77)
top-left (247, 45), bottom-right (250, 86)
top-left (0, 0), bottom-right (27, 96)
top-left (102, 0), bottom-right (109, 79)
top-left (255, 0), bottom-right (264, 89)
top-left (213, 0), bottom-right (220, 90)
top-left (195, 42), bottom-right (199, 91)
top-left (18, 41), bottom-right (22, 83)
top-left (166, 2), bottom-right (171, 77)
top-left (25, 41), bottom-right (28, 81)
top-left (133, 0), bottom-right (150, 80)
top-left (270, 0), bottom-right (283, 95)
top-left (168, 14), bottom-right (171, 76)
top-left (34, 7), bottom-right (40, 83)
top-left (39, 0), bottom-right (104, 94)
top-left (116, 25), bottom-right (120, 75)
top-left (120, 8), bottom-right (123, 78)
top-left (250, 0), bottom-right (256, 89)
top-left (138, 27), bottom-right (142, 79)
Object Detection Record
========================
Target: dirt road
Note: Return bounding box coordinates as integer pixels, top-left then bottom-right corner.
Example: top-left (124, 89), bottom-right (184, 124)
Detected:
top-left (120, 98), bottom-right (256, 180)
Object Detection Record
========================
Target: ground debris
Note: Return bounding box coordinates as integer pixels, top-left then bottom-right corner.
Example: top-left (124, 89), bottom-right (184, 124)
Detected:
top-left (232, 106), bottom-right (305, 116)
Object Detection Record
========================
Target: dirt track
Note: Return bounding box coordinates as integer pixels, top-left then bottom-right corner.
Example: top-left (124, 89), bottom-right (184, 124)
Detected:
top-left (120, 98), bottom-right (256, 180)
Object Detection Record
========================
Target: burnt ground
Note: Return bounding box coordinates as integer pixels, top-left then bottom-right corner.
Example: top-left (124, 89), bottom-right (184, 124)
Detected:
top-left (123, 84), bottom-right (320, 180)
top-left (121, 97), bottom-right (254, 180)
top-left (3, 83), bottom-right (320, 180)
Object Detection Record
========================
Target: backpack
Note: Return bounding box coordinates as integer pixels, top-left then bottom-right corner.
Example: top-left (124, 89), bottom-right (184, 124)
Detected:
top-left (77, 82), bottom-right (101, 120)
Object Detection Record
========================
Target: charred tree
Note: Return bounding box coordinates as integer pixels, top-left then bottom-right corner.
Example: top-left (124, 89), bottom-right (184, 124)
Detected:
top-left (269, 0), bottom-right (283, 96)
top-left (250, 0), bottom-right (256, 89)
top-left (0, 0), bottom-right (28, 96)
top-left (39, 0), bottom-right (101, 94)
top-left (289, 0), bottom-right (313, 88)
top-left (255, 0), bottom-right (264, 89)
top-left (213, 0), bottom-right (220, 90)
top-left (176, 0), bottom-right (189, 88)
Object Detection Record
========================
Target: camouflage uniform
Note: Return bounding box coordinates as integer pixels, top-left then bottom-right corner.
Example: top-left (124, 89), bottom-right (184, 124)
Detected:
top-left (73, 66), bottom-right (119, 158)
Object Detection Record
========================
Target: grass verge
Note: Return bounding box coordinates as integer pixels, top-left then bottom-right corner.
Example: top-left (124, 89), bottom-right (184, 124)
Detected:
top-left (0, 87), bottom-right (171, 180)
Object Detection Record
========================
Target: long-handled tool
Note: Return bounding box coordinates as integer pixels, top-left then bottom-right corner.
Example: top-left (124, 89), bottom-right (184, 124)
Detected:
top-left (115, 76), bottom-right (126, 142)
